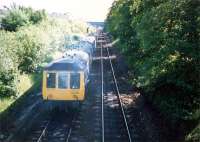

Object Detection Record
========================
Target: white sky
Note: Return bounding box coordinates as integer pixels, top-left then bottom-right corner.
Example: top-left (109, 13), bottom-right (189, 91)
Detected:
top-left (0, 0), bottom-right (114, 21)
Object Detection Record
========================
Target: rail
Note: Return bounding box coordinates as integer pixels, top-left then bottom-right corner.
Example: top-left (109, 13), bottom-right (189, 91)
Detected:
top-left (98, 33), bottom-right (132, 142)
top-left (105, 43), bottom-right (132, 142)
top-left (101, 38), bottom-right (105, 142)
top-left (37, 120), bottom-right (51, 142)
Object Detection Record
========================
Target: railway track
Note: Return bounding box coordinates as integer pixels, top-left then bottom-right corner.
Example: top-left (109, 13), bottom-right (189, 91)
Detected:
top-left (99, 33), bottom-right (132, 142)
top-left (17, 33), bottom-right (132, 142)
top-left (24, 111), bottom-right (76, 142)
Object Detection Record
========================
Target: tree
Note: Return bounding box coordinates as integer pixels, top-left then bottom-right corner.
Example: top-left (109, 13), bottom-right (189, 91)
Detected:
top-left (1, 5), bottom-right (47, 31)
top-left (1, 9), bottom-right (30, 31)
top-left (106, 0), bottom-right (200, 130)
top-left (29, 10), bottom-right (47, 24)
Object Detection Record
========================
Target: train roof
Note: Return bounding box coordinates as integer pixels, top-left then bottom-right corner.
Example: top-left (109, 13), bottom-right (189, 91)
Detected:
top-left (67, 41), bottom-right (93, 55)
top-left (82, 36), bottom-right (95, 43)
top-left (44, 58), bottom-right (87, 71)
top-left (65, 50), bottom-right (90, 62)
top-left (68, 40), bottom-right (94, 49)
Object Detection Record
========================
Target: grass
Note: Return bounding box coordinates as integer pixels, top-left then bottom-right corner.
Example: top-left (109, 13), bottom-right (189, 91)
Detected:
top-left (186, 122), bottom-right (200, 142)
top-left (18, 74), bottom-right (34, 95)
top-left (0, 98), bottom-right (15, 113)
top-left (0, 73), bottom-right (41, 113)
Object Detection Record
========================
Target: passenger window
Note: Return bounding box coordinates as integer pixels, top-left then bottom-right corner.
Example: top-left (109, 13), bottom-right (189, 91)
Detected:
top-left (47, 73), bottom-right (56, 88)
top-left (70, 73), bottom-right (80, 89)
top-left (58, 72), bottom-right (68, 89)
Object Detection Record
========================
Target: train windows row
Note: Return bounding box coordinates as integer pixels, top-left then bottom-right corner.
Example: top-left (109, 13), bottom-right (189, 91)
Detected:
top-left (47, 72), bottom-right (80, 89)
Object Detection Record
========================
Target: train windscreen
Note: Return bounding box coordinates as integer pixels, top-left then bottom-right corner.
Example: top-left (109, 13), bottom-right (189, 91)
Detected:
top-left (47, 73), bottom-right (56, 88)
top-left (70, 73), bottom-right (80, 89)
top-left (58, 72), bottom-right (69, 89)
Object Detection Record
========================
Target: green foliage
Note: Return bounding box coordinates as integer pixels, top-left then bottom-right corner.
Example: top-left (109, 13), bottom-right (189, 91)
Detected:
top-left (1, 5), bottom-right (47, 31)
top-left (186, 122), bottom-right (200, 142)
top-left (29, 10), bottom-right (47, 24)
top-left (0, 70), bottom-right (17, 98)
top-left (0, 5), bottom-right (91, 100)
top-left (0, 31), bottom-right (19, 98)
top-left (1, 9), bottom-right (30, 31)
top-left (0, 31), bottom-right (19, 71)
top-left (16, 29), bottom-right (43, 73)
top-left (106, 0), bottom-right (200, 140)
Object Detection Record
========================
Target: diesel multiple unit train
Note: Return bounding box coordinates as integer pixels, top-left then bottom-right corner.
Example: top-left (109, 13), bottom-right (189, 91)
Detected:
top-left (42, 36), bottom-right (96, 104)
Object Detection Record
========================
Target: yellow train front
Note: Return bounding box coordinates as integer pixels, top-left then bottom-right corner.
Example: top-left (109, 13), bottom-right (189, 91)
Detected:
top-left (42, 57), bottom-right (88, 104)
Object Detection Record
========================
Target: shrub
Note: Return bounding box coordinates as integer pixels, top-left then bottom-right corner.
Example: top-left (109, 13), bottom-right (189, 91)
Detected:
top-left (0, 70), bottom-right (17, 98)
top-left (1, 9), bottom-right (30, 31)
top-left (1, 5), bottom-right (47, 31)
top-left (0, 85), bottom-right (16, 98)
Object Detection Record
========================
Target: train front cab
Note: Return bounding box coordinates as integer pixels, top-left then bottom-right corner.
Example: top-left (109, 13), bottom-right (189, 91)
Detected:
top-left (42, 71), bottom-right (85, 101)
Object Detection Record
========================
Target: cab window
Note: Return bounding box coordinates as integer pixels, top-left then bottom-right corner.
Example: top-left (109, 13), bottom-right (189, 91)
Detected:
top-left (58, 72), bottom-right (68, 89)
top-left (47, 73), bottom-right (56, 88)
top-left (70, 73), bottom-right (80, 89)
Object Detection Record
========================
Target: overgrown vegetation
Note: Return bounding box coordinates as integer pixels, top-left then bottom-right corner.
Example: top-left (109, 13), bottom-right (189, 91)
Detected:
top-left (0, 4), bottom-right (90, 112)
top-left (1, 4), bottom-right (47, 31)
top-left (105, 0), bottom-right (200, 141)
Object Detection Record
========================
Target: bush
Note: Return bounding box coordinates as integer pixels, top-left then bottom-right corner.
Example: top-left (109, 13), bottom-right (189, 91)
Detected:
top-left (16, 31), bottom-right (43, 73)
top-left (0, 70), bottom-right (17, 98)
top-left (29, 10), bottom-right (47, 24)
top-left (1, 9), bottom-right (30, 31)
top-left (0, 85), bottom-right (16, 98)
top-left (1, 5), bottom-right (47, 31)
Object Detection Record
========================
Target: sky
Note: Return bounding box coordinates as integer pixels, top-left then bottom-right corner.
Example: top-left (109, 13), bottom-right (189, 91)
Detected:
top-left (0, 0), bottom-right (114, 22)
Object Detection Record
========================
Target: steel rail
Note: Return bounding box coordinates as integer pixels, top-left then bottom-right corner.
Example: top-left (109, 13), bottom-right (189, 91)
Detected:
top-left (66, 128), bottom-right (72, 142)
top-left (36, 111), bottom-right (76, 142)
top-left (105, 39), bottom-right (132, 142)
top-left (100, 35), bottom-right (105, 142)
top-left (37, 120), bottom-right (51, 142)
top-left (66, 111), bottom-right (78, 142)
